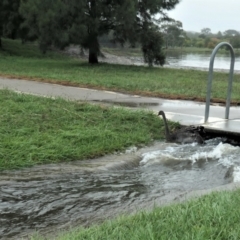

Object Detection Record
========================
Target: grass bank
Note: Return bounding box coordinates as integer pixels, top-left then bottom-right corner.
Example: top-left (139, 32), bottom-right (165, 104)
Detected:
top-left (0, 89), bottom-right (170, 171)
top-left (32, 188), bottom-right (240, 240)
top-left (1, 39), bottom-right (240, 104)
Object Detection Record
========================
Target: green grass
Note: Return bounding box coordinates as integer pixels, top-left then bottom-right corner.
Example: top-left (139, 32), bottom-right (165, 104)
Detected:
top-left (0, 38), bottom-right (65, 58)
top-left (31, 189), bottom-right (240, 240)
top-left (0, 89), bottom-right (173, 170)
top-left (1, 39), bottom-right (240, 104)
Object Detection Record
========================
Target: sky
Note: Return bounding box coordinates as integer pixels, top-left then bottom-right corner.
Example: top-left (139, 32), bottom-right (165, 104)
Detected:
top-left (168, 0), bottom-right (240, 33)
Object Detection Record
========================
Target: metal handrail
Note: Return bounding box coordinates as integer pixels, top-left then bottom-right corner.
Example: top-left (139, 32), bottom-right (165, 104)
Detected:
top-left (204, 42), bottom-right (235, 123)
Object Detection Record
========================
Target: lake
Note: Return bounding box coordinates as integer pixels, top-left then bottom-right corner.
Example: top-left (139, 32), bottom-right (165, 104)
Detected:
top-left (166, 51), bottom-right (240, 71)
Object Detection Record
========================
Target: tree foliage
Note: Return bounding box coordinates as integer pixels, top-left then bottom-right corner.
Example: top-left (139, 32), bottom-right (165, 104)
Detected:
top-left (19, 0), bottom-right (180, 65)
top-left (201, 28), bottom-right (211, 35)
top-left (161, 20), bottom-right (183, 48)
top-left (0, 0), bottom-right (22, 48)
top-left (223, 29), bottom-right (240, 37)
top-left (230, 36), bottom-right (240, 49)
top-left (142, 26), bottom-right (165, 66)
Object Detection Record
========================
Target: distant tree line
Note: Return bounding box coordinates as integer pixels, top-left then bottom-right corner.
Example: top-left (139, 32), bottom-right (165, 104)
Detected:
top-left (103, 26), bottom-right (240, 50)
top-left (184, 28), bottom-right (240, 49)
top-left (0, 0), bottom-right (181, 66)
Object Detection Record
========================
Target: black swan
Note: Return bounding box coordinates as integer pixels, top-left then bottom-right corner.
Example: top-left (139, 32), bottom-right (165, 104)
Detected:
top-left (158, 110), bottom-right (205, 144)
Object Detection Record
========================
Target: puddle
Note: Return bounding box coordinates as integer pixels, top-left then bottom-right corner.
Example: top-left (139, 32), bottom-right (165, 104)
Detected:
top-left (92, 99), bottom-right (159, 108)
top-left (1, 139), bottom-right (240, 239)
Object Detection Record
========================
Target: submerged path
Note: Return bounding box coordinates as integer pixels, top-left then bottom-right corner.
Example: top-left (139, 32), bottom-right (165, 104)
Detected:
top-left (0, 77), bottom-right (240, 135)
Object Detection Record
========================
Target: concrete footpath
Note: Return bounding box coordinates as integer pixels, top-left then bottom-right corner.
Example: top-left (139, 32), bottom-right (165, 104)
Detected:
top-left (0, 77), bottom-right (240, 135)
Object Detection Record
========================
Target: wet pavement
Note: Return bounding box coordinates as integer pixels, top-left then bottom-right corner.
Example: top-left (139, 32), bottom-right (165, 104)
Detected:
top-left (0, 77), bottom-right (240, 136)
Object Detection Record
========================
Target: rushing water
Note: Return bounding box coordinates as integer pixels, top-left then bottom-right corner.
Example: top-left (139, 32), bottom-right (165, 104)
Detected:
top-left (166, 51), bottom-right (240, 71)
top-left (1, 138), bottom-right (240, 239)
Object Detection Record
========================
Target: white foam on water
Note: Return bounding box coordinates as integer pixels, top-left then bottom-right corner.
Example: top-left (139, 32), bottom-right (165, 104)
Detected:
top-left (140, 141), bottom-right (240, 168)
top-left (140, 151), bottom-right (180, 166)
top-left (140, 145), bottom-right (181, 166)
top-left (190, 142), bottom-right (238, 166)
top-left (125, 146), bottom-right (138, 154)
top-left (140, 143), bottom-right (197, 167)
top-left (233, 166), bottom-right (240, 183)
top-left (216, 143), bottom-right (239, 167)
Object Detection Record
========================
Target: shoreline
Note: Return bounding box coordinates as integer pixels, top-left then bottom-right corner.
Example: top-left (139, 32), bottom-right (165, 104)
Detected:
top-left (63, 45), bottom-right (240, 74)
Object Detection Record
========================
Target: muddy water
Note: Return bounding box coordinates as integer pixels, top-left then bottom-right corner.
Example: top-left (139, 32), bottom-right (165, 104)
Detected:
top-left (1, 139), bottom-right (239, 239)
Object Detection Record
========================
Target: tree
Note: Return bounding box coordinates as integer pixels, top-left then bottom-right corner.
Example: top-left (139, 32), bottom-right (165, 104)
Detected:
top-left (230, 36), bottom-right (240, 49)
top-left (161, 20), bottom-right (183, 48)
top-left (142, 26), bottom-right (165, 66)
top-left (201, 28), bottom-right (211, 35)
top-left (216, 31), bottom-right (223, 39)
top-left (20, 0), bottom-right (75, 52)
top-left (198, 33), bottom-right (206, 39)
top-left (20, 0), bottom-right (180, 65)
top-left (206, 38), bottom-right (220, 49)
top-left (0, 0), bottom-right (2, 48)
top-left (0, 0), bottom-right (22, 48)
top-left (223, 29), bottom-right (240, 37)
top-left (222, 29), bottom-right (240, 49)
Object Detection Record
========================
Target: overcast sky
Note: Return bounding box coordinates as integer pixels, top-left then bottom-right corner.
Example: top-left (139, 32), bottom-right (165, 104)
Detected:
top-left (168, 0), bottom-right (240, 33)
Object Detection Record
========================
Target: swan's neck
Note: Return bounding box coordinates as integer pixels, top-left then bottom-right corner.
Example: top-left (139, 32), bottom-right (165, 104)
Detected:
top-left (161, 112), bottom-right (171, 140)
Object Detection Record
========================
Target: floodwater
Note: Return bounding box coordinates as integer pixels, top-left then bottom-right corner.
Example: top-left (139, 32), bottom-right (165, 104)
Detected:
top-left (166, 51), bottom-right (240, 71)
top-left (1, 138), bottom-right (240, 239)
top-left (67, 46), bottom-right (240, 71)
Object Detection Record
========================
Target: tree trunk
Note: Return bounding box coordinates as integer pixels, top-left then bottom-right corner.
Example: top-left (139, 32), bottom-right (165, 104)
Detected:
top-left (88, 34), bottom-right (99, 64)
top-left (89, 50), bottom-right (98, 64)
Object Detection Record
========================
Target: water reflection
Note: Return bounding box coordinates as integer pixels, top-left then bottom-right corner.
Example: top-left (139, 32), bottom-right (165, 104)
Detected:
top-left (166, 51), bottom-right (240, 70)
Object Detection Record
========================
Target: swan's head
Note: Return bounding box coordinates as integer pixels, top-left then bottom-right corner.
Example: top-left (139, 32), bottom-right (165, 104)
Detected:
top-left (158, 110), bottom-right (165, 116)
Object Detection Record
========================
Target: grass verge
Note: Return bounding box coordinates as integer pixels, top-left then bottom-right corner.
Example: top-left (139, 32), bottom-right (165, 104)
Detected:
top-left (1, 39), bottom-right (240, 104)
top-left (31, 188), bottom-right (240, 240)
top-left (0, 89), bottom-right (173, 170)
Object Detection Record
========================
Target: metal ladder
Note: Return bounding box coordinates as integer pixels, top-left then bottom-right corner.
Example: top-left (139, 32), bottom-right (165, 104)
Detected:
top-left (204, 42), bottom-right (235, 123)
